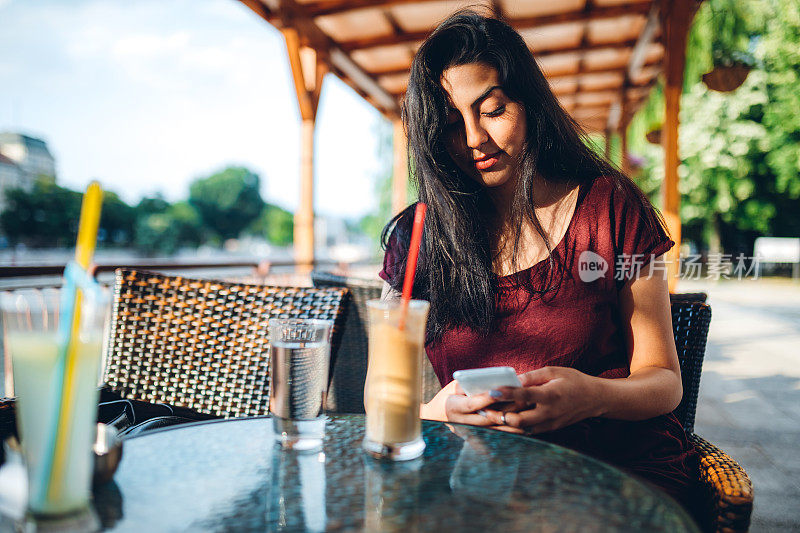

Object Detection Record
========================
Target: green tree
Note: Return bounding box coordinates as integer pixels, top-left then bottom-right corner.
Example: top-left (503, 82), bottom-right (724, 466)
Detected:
top-left (247, 204), bottom-right (294, 246)
top-left (133, 201), bottom-right (204, 255)
top-left (188, 166), bottom-right (265, 241)
top-left (626, 0), bottom-right (800, 252)
top-left (0, 179), bottom-right (81, 247)
top-left (99, 191), bottom-right (136, 245)
top-left (135, 194), bottom-right (170, 217)
top-left (357, 119), bottom-right (410, 256)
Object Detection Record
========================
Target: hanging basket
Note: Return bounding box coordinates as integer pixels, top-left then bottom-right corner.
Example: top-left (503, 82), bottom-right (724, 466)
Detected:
top-left (646, 129), bottom-right (662, 145)
top-left (702, 63), bottom-right (752, 92)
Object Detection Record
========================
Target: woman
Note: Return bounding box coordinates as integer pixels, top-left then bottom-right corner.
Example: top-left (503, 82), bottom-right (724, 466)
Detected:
top-left (379, 10), bottom-right (705, 525)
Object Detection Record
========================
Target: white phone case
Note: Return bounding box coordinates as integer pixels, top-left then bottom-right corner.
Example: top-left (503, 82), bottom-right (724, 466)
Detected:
top-left (452, 366), bottom-right (521, 396)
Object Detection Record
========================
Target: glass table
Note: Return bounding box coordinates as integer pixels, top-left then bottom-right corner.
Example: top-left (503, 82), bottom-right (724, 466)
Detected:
top-left (89, 415), bottom-right (698, 532)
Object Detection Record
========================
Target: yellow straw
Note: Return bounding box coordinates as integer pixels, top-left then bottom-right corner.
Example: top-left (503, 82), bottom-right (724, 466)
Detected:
top-left (48, 181), bottom-right (103, 501)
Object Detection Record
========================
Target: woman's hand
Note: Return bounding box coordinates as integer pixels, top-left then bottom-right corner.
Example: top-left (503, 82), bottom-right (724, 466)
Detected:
top-left (420, 380), bottom-right (500, 427)
top-left (484, 366), bottom-right (605, 434)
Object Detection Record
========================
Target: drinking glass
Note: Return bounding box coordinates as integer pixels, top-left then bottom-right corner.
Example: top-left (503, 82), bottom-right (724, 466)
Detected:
top-left (1, 288), bottom-right (108, 517)
top-left (363, 299), bottom-right (430, 461)
top-left (268, 318), bottom-right (332, 451)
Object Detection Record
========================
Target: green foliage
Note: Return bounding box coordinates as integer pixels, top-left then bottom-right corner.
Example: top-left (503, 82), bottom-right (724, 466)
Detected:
top-left (627, 0), bottom-right (800, 252)
top-left (100, 191), bottom-right (136, 245)
top-left (0, 179), bottom-right (81, 247)
top-left (357, 119), bottom-right (407, 256)
top-left (188, 166), bottom-right (266, 242)
top-left (133, 201), bottom-right (204, 255)
top-left (247, 204), bottom-right (294, 246)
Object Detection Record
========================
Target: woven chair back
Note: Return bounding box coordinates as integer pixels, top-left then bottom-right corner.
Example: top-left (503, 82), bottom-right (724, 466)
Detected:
top-left (669, 299), bottom-right (712, 433)
top-left (669, 292), bottom-right (708, 303)
top-left (105, 269), bottom-right (348, 418)
top-left (311, 272), bottom-right (441, 413)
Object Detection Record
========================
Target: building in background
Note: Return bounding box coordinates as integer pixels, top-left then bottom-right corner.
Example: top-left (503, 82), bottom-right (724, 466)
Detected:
top-left (0, 132), bottom-right (56, 211)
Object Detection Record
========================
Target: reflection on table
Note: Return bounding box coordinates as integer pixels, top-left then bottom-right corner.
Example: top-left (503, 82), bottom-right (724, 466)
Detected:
top-left (74, 416), bottom-right (696, 532)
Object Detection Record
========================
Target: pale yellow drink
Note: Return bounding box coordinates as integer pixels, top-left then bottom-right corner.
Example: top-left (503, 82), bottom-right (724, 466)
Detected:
top-left (9, 331), bottom-right (103, 515)
top-left (364, 300), bottom-right (429, 460)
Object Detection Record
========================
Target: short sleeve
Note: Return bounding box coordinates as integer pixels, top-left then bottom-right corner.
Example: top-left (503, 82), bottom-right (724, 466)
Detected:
top-left (378, 205), bottom-right (414, 288)
top-left (378, 227), bottom-right (402, 283)
top-left (609, 179), bottom-right (675, 289)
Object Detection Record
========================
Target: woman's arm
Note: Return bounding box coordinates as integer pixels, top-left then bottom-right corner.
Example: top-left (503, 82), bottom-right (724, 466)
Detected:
top-left (485, 256), bottom-right (683, 433)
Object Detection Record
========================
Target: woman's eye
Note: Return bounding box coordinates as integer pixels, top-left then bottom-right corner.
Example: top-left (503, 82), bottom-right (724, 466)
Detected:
top-left (482, 105), bottom-right (505, 117)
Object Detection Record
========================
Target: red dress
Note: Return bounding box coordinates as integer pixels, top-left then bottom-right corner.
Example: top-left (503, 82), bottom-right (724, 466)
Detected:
top-left (380, 175), bottom-right (703, 520)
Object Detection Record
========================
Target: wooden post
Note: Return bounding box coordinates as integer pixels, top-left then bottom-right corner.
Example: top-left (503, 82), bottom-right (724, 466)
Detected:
top-left (661, 0), bottom-right (694, 292)
top-left (296, 118), bottom-right (315, 269)
top-left (621, 122), bottom-right (630, 175)
top-left (283, 28), bottom-right (326, 271)
top-left (620, 95), bottom-right (630, 175)
top-left (391, 118), bottom-right (408, 216)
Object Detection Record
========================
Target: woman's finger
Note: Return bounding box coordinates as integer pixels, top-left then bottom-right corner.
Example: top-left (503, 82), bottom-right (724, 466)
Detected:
top-left (445, 394), bottom-right (498, 426)
top-left (488, 424), bottom-right (525, 435)
top-left (490, 385), bottom-right (544, 411)
top-left (518, 366), bottom-right (560, 387)
top-left (498, 404), bottom-right (554, 429)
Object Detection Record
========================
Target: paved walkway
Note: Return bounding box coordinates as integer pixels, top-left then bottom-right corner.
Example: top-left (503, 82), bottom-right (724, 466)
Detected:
top-left (682, 279), bottom-right (800, 532)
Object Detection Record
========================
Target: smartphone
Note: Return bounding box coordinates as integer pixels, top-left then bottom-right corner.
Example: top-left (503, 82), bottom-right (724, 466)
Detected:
top-left (452, 366), bottom-right (521, 396)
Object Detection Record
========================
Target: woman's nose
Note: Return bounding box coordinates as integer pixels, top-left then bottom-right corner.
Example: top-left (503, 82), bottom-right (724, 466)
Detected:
top-left (463, 118), bottom-right (488, 149)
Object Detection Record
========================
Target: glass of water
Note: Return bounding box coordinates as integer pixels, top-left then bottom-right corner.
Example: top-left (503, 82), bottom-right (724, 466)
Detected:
top-left (268, 318), bottom-right (333, 451)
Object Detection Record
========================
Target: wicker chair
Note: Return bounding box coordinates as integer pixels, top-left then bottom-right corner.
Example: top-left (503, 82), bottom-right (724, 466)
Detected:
top-left (311, 272), bottom-right (441, 413)
top-left (671, 292), bottom-right (709, 304)
top-left (104, 269), bottom-right (348, 419)
top-left (669, 298), bottom-right (753, 533)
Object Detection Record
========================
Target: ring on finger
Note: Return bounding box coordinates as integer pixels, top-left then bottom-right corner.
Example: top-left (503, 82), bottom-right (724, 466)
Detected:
top-left (500, 412), bottom-right (507, 425)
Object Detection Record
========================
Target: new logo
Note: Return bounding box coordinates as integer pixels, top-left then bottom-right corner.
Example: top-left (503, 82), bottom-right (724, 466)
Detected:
top-left (578, 251), bottom-right (608, 283)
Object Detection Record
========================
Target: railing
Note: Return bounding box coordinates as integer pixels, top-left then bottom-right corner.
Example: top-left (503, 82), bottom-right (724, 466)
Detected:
top-left (0, 259), bottom-right (363, 290)
top-left (0, 259), bottom-right (379, 290)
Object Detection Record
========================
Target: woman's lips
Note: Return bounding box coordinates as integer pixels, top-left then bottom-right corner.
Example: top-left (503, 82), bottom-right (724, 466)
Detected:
top-left (474, 152), bottom-right (501, 171)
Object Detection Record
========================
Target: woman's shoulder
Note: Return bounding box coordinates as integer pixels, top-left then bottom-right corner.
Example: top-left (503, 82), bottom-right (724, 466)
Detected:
top-left (378, 203), bottom-right (418, 284)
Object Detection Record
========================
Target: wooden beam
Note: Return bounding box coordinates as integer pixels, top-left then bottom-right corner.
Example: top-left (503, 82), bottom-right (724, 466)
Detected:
top-left (283, 28), bottom-right (317, 121)
top-left (237, 0), bottom-right (274, 21)
top-left (628, 2), bottom-right (661, 80)
top-left (367, 39), bottom-right (643, 77)
top-left (330, 48), bottom-right (399, 111)
top-left (661, 0), bottom-right (696, 292)
top-left (392, 119), bottom-right (408, 215)
top-left (338, 5), bottom-right (650, 51)
top-left (239, 0), bottom-right (399, 116)
top-left (307, 0), bottom-right (650, 21)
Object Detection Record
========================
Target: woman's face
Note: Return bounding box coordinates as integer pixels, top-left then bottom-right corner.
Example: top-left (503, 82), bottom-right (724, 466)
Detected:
top-left (440, 62), bottom-right (527, 190)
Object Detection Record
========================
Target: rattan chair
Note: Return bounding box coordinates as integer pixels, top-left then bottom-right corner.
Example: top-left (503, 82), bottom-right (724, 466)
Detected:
top-left (671, 292), bottom-right (709, 304)
top-left (669, 298), bottom-right (753, 533)
top-left (104, 269), bottom-right (348, 419)
top-left (311, 271), bottom-right (441, 413)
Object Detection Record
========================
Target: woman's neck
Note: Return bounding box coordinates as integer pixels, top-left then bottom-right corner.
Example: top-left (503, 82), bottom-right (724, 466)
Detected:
top-left (488, 175), bottom-right (580, 276)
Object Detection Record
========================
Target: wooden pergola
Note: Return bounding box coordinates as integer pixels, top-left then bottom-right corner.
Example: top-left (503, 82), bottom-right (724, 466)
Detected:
top-left (239, 0), bottom-right (700, 287)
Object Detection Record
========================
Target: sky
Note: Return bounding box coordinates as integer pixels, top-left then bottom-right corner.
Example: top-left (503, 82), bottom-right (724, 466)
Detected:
top-left (0, 0), bottom-right (389, 218)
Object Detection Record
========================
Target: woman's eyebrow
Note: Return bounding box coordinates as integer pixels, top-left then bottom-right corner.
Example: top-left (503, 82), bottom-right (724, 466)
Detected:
top-left (471, 85), bottom-right (502, 108)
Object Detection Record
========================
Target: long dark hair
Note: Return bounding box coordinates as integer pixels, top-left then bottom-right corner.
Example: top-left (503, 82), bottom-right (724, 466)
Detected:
top-left (382, 10), bottom-right (664, 342)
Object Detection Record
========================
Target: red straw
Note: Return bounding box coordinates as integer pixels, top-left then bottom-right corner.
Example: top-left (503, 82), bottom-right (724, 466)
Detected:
top-left (399, 203), bottom-right (427, 330)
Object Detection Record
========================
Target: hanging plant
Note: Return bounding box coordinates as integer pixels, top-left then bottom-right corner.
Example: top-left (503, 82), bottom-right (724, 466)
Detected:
top-left (646, 128), bottom-right (662, 145)
top-left (703, 50), bottom-right (755, 92)
top-left (702, 0), bottom-right (755, 92)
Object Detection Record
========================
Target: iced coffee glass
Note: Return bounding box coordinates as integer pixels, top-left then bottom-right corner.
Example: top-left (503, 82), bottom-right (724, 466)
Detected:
top-left (363, 299), bottom-right (429, 461)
